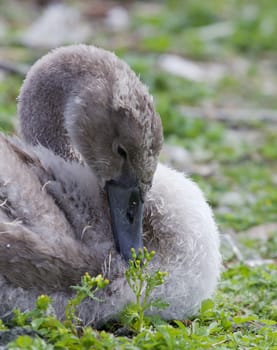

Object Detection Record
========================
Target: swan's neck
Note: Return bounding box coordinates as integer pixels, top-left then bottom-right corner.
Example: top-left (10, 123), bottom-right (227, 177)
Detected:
top-left (18, 46), bottom-right (113, 160)
top-left (19, 70), bottom-right (73, 159)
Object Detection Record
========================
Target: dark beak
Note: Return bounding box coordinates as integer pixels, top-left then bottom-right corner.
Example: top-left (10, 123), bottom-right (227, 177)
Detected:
top-left (106, 180), bottom-right (144, 261)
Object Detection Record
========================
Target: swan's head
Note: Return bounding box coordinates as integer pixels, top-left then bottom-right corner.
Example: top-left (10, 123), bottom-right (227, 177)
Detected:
top-left (63, 46), bottom-right (163, 261)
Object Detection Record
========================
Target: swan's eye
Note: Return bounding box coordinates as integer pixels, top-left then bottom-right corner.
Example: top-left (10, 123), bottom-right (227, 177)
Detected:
top-left (117, 145), bottom-right (127, 159)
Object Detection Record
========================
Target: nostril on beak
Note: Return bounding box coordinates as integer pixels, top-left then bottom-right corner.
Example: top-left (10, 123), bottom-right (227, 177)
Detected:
top-left (126, 191), bottom-right (140, 224)
top-left (127, 207), bottom-right (134, 223)
top-left (127, 198), bottom-right (138, 224)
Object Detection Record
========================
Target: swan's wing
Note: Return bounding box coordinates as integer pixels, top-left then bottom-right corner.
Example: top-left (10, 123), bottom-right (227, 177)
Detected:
top-left (0, 221), bottom-right (98, 290)
top-left (0, 135), bottom-right (74, 239)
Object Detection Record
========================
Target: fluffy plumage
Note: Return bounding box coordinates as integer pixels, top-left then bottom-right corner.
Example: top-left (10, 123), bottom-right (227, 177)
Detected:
top-left (0, 45), bottom-right (221, 326)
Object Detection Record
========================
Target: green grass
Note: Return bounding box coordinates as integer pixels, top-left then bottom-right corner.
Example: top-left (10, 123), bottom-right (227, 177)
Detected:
top-left (6, 262), bottom-right (277, 349)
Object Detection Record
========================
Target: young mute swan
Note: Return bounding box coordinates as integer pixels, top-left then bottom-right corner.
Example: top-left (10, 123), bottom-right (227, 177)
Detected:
top-left (0, 45), bottom-right (221, 326)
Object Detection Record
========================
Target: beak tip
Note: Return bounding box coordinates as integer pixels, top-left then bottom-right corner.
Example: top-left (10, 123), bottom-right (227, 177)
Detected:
top-left (120, 240), bottom-right (143, 263)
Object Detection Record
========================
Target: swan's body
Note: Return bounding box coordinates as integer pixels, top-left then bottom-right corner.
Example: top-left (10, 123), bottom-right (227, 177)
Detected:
top-left (0, 45), bottom-right (221, 326)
